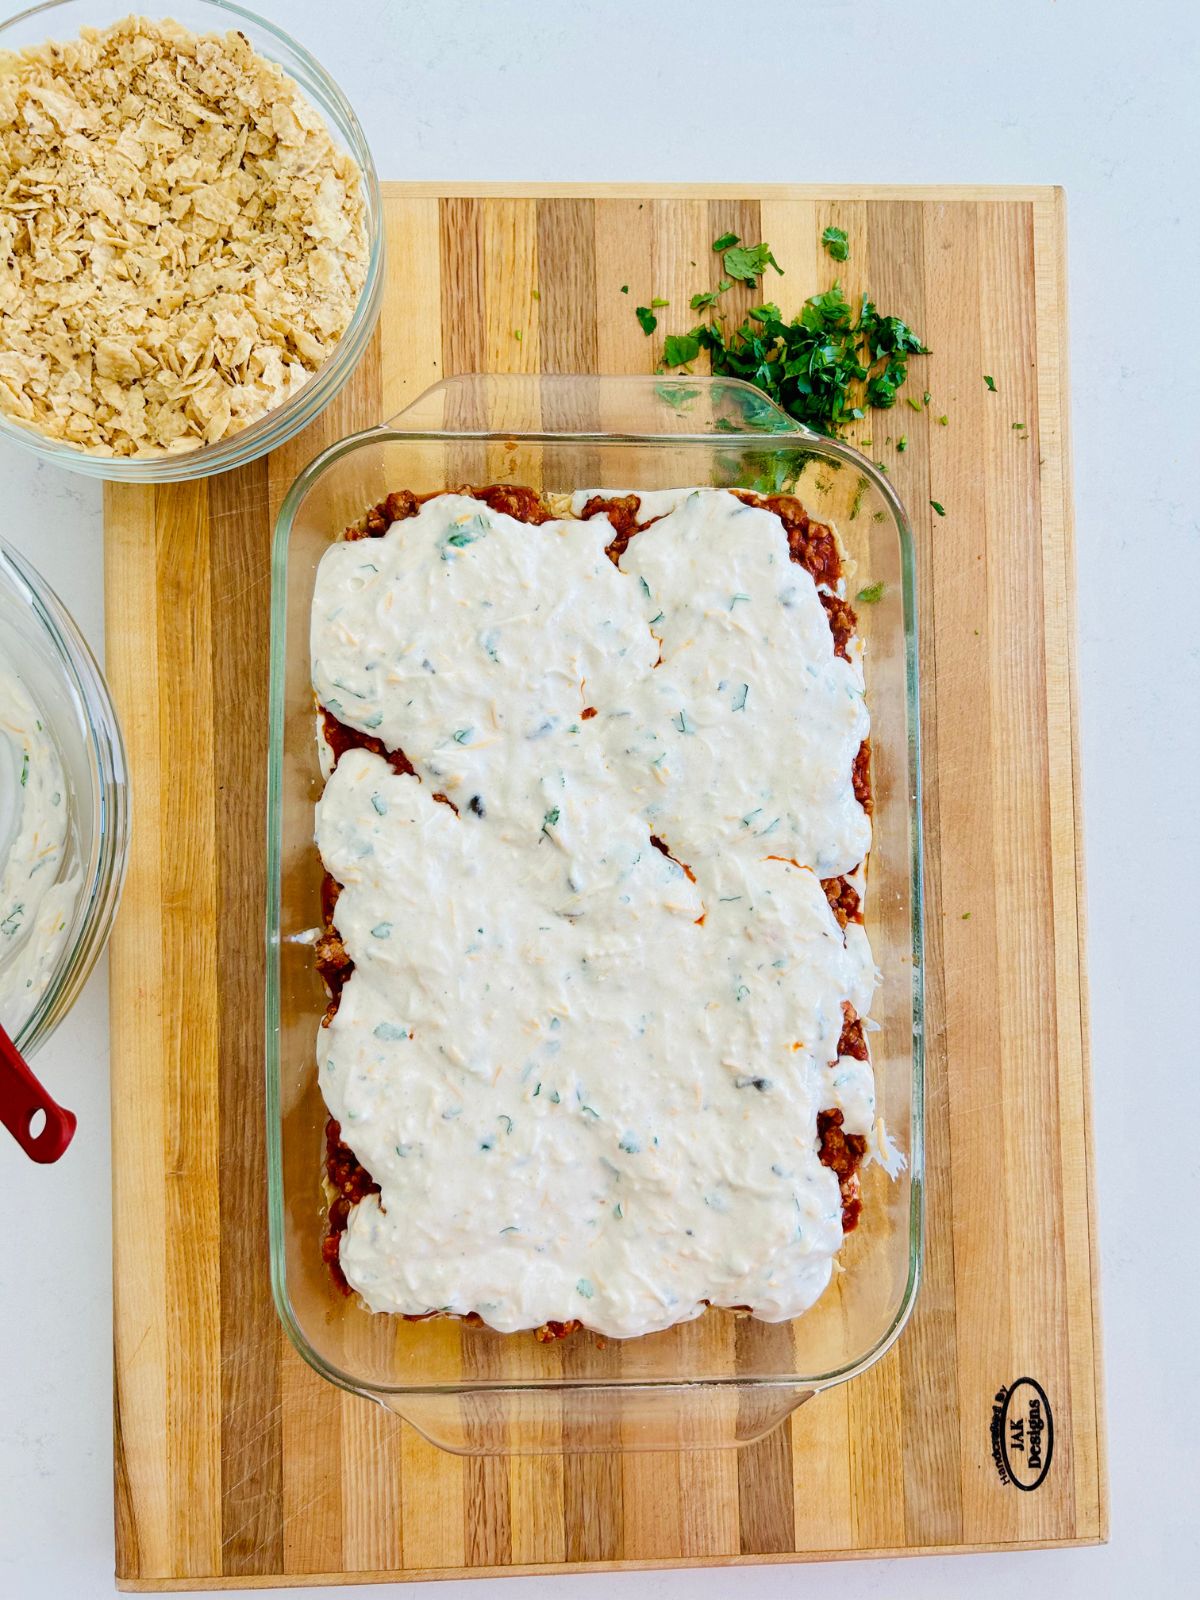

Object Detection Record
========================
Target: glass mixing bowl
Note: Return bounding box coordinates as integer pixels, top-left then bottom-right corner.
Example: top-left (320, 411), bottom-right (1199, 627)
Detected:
top-left (0, 0), bottom-right (384, 482)
top-left (0, 539), bottom-right (129, 1055)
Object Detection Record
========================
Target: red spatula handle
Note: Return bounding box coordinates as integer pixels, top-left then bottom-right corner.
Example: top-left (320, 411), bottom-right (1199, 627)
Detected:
top-left (0, 1023), bottom-right (76, 1162)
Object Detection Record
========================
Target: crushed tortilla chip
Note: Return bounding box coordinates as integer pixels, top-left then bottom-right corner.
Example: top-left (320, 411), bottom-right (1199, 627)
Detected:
top-left (0, 15), bottom-right (369, 456)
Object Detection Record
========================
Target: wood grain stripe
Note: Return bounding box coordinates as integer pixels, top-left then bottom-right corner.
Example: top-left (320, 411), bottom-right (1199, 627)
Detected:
top-left (107, 481), bottom-right (169, 1584)
top-left (210, 459), bottom-right (283, 1577)
top-left (156, 481), bottom-right (223, 1577)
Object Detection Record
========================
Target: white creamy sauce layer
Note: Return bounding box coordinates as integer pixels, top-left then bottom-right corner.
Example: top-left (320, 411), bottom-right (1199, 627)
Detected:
top-left (311, 488), bottom-right (877, 1339)
top-left (0, 667), bottom-right (80, 1034)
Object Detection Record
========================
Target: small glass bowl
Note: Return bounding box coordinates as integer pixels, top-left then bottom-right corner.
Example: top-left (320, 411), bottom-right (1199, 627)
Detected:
top-left (0, 0), bottom-right (384, 483)
top-left (0, 539), bottom-right (129, 1054)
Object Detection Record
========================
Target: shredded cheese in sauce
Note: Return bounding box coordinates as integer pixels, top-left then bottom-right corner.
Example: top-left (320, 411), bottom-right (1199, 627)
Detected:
top-left (311, 489), bottom-right (878, 1339)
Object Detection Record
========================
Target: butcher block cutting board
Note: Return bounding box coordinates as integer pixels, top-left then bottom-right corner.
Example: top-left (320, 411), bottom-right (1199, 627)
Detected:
top-left (103, 184), bottom-right (1104, 1589)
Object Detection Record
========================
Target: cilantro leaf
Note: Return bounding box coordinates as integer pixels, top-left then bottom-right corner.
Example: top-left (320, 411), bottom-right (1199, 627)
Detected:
top-left (930, 500), bottom-right (946, 516)
top-left (635, 305), bottom-right (657, 335)
top-left (691, 277), bottom-right (733, 311)
top-left (650, 296), bottom-right (669, 308)
top-left (722, 242), bottom-right (783, 284)
top-left (620, 284), bottom-right (629, 293)
top-left (984, 374), bottom-right (997, 391)
top-left (821, 225), bottom-right (849, 261)
top-left (712, 230), bottom-right (739, 252)
top-left (855, 582), bottom-right (886, 604)
top-left (663, 329), bottom-right (703, 367)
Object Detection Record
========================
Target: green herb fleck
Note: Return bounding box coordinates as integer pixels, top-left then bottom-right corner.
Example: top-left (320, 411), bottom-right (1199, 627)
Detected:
top-left (620, 284), bottom-right (628, 294)
top-left (962, 911), bottom-right (972, 920)
top-left (650, 296), bottom-right (669, 308)
top-left (896, 435), bottom-right (908, 452)
top-left (635, 305), bottom-right (657, 335)
top-left (576, 1278), bottom-right (595, 1299)
top-left (856, 582), bottom-right (886, 604)
top-left (513, 328), bottom-right (522, 341)
top-left (672, 709), bottom-right (694, 735)
top-left (530, 288), bottom-right (540, 300)
top-left (542, 807), bottom-right (560, 832)
top-left (370, 792), bottom-right (387, 815)
top-left (452, 728), bottom-right (472, 744)
top-left (731, 683), bottom-right (749, 712)
top-left (370, 921), bottom-right (393, 938)
top-left (373, 1022), bottom-right (408, 1042)
top-left (712, 230), bottom-right (739, 252)
top-left (984, 374), bottom-right (997, 392)
top-left (938, 414), bottom-right (949, 426)
top-left (729, 592), bottom-right (750, 609)
top-left (691, 278), bottom-right (733, 311)
top-left (905, 396), bottom-right (923, 413)
top-left (930, 500), bottom-right (946, 516)
top-left (663, 329), bottom-right (702, 367)
top-left (722, 241), bottom-right (783, 284)
top-left (1012, 421), bottom-right (1027, 431)
top-left (821, 225), bottom-right (849, 262)
top-left (20, 751), bottom-right (29, 787)
top-left (849, 478), bottom-right (868, 521)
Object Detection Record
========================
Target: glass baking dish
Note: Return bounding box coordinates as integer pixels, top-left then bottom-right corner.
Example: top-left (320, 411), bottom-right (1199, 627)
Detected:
top-left (266, 375), bottom-right (924, 1454)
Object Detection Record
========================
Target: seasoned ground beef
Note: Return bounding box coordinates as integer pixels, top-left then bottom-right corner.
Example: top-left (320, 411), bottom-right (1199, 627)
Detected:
top-left (853, 738), bottom-right (872, 814)
top-left (820, 591), bottom-right (859, 661)
top-left (579, 492), bottom-right (645, 563)
top-left (817, 1107), bottom-right (867, 1232)
top-left (822, 875), bottom-right (862, 928)
top-left (324, 1118), bottom-right (381, 1294)
top-left (320, 707), bottom-right (415, 778)
top-left (837, 1003), bottom-right (869, 1062)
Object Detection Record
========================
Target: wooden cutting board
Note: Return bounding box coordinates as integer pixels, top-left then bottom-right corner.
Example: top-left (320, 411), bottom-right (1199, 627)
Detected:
top-left (104, 183), bottom-right (1104, 1590)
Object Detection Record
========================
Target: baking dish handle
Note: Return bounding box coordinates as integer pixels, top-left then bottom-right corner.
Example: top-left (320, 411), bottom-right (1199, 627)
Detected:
top-left (383, 374), bottom-right (810, 439)
top-left (370, 1381), bottom-right (817, 1456)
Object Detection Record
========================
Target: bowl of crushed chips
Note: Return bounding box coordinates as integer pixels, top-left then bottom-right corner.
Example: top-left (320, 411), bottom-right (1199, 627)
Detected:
top-left (0, 1), bottom-right (383, 479)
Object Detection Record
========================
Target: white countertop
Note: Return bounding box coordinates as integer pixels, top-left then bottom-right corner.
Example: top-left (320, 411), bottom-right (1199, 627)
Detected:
top-left (2, 0), bottom-right (1198, 1596)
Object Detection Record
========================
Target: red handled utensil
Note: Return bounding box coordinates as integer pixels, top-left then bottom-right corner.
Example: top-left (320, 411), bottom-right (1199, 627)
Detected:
top-left (0, 1021), bottom-right (76, 1162)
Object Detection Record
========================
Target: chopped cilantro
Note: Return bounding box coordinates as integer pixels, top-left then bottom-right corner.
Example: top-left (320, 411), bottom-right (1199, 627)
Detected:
top-left (662, 329), bottom-right (702, 367)
top-left (855, 582), bottom-right (886, 604)
top-left (513, 328), bottom-right (522, 341)
top-left (650, 296), bottom-right (669, 308)
top-left (1012, 421), bottom-right (1027, 430)
top-left (691, 277), bottom-right (733, 311)
top-left (962, 911), bottom-right (972, 920)
top-left (722, 241), bottom-right (783, 284)
top-left (620, 284), bottom-right (628, 293)
top-left (923, 391), bottom-right (932, 405)
top-left (938, 414), bottom-right (949, 425)
top-left (984, 374), bottom-right (997, 391)
top-left (930, 500), bottom-right (946, 516)
top-left (896, 435), bottom-right (908, 452)
top-left (821, 225), bottom-right (849, 261)
top-left (635, 305), bottom-right (657, 335)
top-left (905, 395), bottom-right (923, 412)
top-left (531, 288), bottom-right (540, 300)
top-left (648, 244), bottom-right (927, 436)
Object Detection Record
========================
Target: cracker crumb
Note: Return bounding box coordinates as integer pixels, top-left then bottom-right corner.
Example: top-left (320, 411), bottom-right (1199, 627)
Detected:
top-left (0, 15), bottom-right (369, 456)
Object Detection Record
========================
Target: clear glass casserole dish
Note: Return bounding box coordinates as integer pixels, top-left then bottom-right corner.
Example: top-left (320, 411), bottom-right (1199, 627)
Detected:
top-left (266, 375), bottom-right (924, 1454)
top-left (0, 0), bottom-right (384, 483)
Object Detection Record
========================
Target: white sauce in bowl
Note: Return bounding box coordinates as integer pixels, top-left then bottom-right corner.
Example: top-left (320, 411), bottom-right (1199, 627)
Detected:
top-left (311, 489), bottom-right (878, 1339)
top-left (0, 667), bottom-right (81, 1034)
